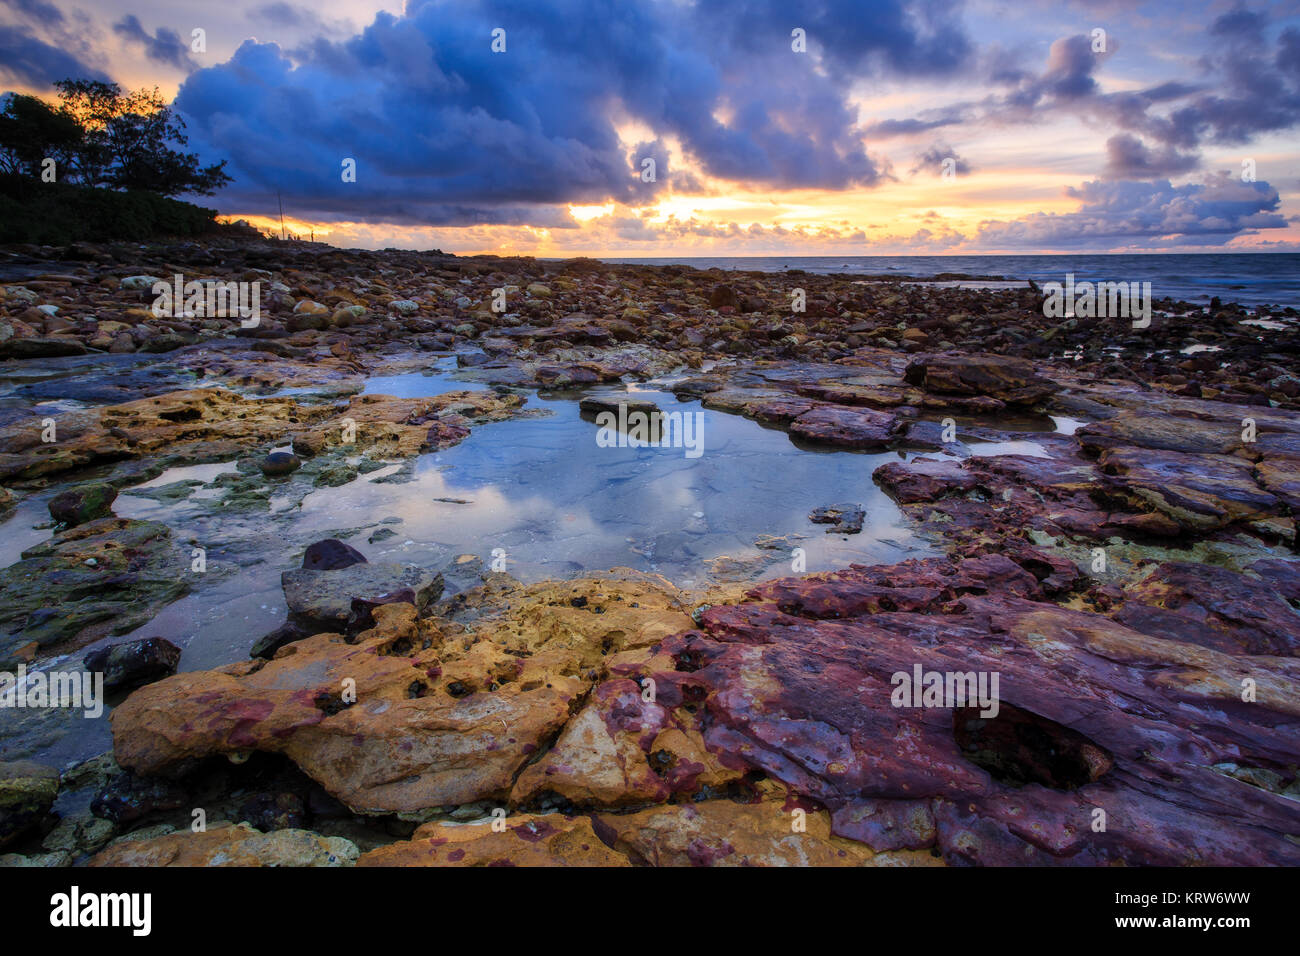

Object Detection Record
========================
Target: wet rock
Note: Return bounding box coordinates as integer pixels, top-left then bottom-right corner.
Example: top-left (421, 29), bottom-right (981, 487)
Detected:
top-left (0, 387), bottom-right (524, 484)
top-left (237, 792), bottom-right (307, 831)
top-left (873, 452), bottom-right (1185, 543)
top-left (313, 461), bottom-right (358, 487)
top-left (281, 562), bottom-right (442, 629)
top-left (344, 590), bottom-right (419, 638)
top-left (904, 353), bottom-right (1059, 405)
top-left (16, 364), bottom-right (194, 405)
top-left (90, 772), bottom-right (189, 826)
top-left (1097, 446), bottom-right (1279, 532)
top-left (84, 637), bottom-right (181, 693)
top-left (89, 822), bottom-right (357, 867)
top-left (258, 451), bottom-right (301, 476)
top-left (301, 538), bottom-right (366, 572)
top-left (0, 337), bottom-right (88, 358)
top-left (789, 406), bottom-right (900, 449)
top-left (809, 503), bottom-right (865, 535)
top-left (359, 813), bottom-right (627, 866)
top-left (113, 576), bottom-right (693, 813)
top-left (250, 620), bottom-right (315, 659)
top-left (41, 810), bottom-right (117, 856)
top-left (578, 396), bottom-right (662, 418)
top-left (0, 518), bottom-right (188, 669)
top-left (119, 275), bottom-right (163, 291)
top-left (0, 760), bottom-right (59, 848)
top-left (48, 482), bottom-right (117, 527)
top-left (0, 850), bottom-right (71, 867)
top-left (112, 604), bottom-right (584, 813)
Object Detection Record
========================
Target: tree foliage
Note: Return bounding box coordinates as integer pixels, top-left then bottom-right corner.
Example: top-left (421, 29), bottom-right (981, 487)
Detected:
top-left (0, 79), bottom-right (231, 197)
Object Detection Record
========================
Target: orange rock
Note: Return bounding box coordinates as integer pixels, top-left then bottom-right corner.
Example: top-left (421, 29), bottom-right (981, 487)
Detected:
top-left (358, 813), bottom-right (628, 867)
top-left (593, 799), bottom-right (940, 867)
top-left (112, 604), bottom-right (588, 813)
top-left (89, 822), bottom-right (357, 867)
top-left (512, 679), bottom-right (743, 807)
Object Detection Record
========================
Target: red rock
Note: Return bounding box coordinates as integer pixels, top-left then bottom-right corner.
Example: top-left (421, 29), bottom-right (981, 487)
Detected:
top-left (1115, 561), bottom-right (1300, 655)
top-left (904, 354), bottom-right (1058, 405)
top-left (614, 562), bottom-right (1300, 866)
top-left (789, 405), bottom-right (900, 449)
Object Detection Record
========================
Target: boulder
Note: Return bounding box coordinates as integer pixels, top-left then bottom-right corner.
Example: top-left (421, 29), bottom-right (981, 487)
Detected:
top-left (0, 760), bottom-right (59, 848)
top-left (258, 451), bottom-right (301, 476)
top-left (300, 538), bottom-right (366, 571)
top-left (48, 482), bottom-right (117, 526)
top-left (281, 562), bottom-right (442, 628)
top-left (84, 637), bottom-right (181, 692)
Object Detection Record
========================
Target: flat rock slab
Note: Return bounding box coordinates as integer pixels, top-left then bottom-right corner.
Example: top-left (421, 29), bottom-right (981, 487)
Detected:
top-left (809, 503), bottom-right (866, 534)
top-left (607, 557), bottom-right (1300, 865)
top-left (789, 406), bottom-right (900, 449)
top-left (281, 562), bottom-right (444, 628)
top-left (89, 823), bottom-right (357, 867)
top-left (358, 814), bottom-right (628, 867)
top-left (904, 353), bottom-right (1059, 405)
top-left (0, 518), bottom-right (189, 669)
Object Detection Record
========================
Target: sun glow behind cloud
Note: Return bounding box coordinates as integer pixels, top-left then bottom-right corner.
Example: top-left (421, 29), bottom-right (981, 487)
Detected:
top-left (12, 0), bottom-right (1295, 255)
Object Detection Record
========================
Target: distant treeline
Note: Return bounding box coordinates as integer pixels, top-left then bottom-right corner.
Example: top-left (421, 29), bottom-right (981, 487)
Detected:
top-left (0, 79), bottom-right (234, 243)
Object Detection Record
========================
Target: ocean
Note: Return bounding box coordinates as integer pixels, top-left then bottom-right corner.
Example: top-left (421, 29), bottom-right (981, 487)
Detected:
top-left (597, 253), bottom-right (1300, 309)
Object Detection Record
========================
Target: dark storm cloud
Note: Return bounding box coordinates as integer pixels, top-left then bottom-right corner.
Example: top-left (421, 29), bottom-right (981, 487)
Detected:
top-left (112, 15), bottom-right (197, 72)
top-left (173, 0), bottom-right (975, 224)
top-left (0, 23), bottom-right (107, 86)
top-left (1, 0), bottom-right (63, 25)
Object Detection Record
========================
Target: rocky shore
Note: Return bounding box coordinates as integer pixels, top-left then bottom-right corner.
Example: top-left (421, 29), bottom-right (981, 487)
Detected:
top-left (1, 237), bottom-right (1297, 867)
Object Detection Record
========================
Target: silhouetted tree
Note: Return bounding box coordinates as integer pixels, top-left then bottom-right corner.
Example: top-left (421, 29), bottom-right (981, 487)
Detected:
top-left (0, 79), bottom-right (231, 196)
top-left (0, 93), bottom-right (83, 178)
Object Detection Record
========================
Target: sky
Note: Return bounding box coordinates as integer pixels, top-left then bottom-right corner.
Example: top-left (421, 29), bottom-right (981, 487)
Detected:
top-left (2, 0), bottom-right (1299, 256)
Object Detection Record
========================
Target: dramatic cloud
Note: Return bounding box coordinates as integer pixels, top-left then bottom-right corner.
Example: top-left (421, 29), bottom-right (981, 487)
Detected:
top-left (976, 174), bottom-right (1287, 249)
top-left (1104, 133), bottom-right (1199, 179)
top-left (172, 0), bottom-right (974, 224)
top-left (1, 0), bottom-right (1296, 251)
top-left (0, 23), bottom-right (107, 87)
top-left (919, 11), bottom-right (1300, 171)
top-left (112, 15), bottom-right (197, 72)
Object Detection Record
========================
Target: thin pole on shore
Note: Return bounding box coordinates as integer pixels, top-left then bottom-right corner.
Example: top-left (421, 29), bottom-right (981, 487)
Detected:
top-left (278, 191), bottom-right (286, 240)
